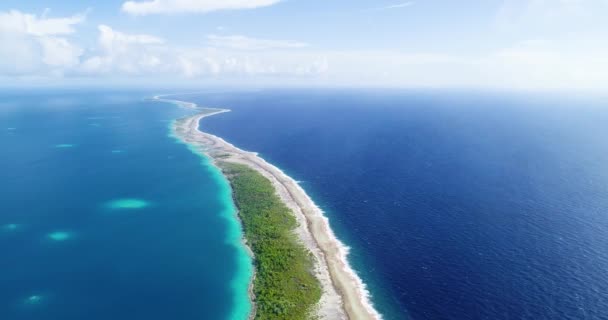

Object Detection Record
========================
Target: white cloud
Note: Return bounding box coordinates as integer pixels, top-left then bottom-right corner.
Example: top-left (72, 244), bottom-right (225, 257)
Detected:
top-left (77, 25), bottom-right (322, 78)
top-left (38, 37), bottom-right (83, 67)
top-left (80, 25), bottom-right (166, 75)
top-left (172, 49), bottom-right (328, 77)
top-left (121, 0), bottom-right (281, 15)
top-left (0, 33), bottom-right (41, 75)
top-left (0, 10), bottom-right (85, 75)
top-left (98, 24), bottom-right (164, 51)
top-left (206, 34), bottom-right (309, 50)
top-left (0, 10), bottom-right (86, 36)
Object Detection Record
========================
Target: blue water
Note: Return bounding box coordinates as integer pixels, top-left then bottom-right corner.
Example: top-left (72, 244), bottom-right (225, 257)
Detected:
top-left (0, 90), bottom-right (251, 319)
top-left (179, 89), bottom-right (608, 319)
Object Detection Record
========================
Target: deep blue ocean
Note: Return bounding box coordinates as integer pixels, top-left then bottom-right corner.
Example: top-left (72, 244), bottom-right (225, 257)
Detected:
top-left (177, 89), bottom-right (608, 320)
top-left (0, 90), bottom-right (251, 320)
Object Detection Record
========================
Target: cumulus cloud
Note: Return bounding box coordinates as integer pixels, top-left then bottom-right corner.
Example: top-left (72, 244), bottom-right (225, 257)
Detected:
top-left (173, 49), bottom-right (328, 78)
top-left (0, 9), bottom-right (85, 36)
top-left (77, 25), bottom-right (323, 79)
top-left (98, 24), bottom-right (164, 47)
top-left (80, 25), bottom-right (166, 75)
top-left (121, 0), bottom-right (281, 15)
top-left (38, 37), bottom-right (83, 67)
top-left (0, 10), bottom-right (85, 75)
top-left (206, 34), bottom-right (308, 50)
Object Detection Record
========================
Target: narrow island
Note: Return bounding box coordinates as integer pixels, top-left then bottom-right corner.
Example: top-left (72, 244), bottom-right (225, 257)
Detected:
top-left (172, 105), bottom-right (382, 320)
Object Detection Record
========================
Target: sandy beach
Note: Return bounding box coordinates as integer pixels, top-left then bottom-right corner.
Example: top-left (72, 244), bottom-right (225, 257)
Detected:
top-left (172, 105), bottom-right (382, 320)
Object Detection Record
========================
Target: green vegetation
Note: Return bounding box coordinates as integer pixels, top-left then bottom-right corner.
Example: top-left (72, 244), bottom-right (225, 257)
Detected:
top-left (221, 162), bottom-right (321, 320)
top-left (215, 153), bottom-right (232, 159)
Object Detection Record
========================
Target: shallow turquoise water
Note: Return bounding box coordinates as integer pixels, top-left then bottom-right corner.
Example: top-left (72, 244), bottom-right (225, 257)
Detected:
top-left (106, 198), bottom-right (151, 210)
top-left (47, 231), bottom-right (73, 242)
top-left (0, 90), bottom-right (252, 320)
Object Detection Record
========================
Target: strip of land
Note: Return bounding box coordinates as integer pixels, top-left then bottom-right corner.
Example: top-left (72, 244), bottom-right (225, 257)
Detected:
top-left (173, 109), bottom-right (382, 320)
top-left (222, 162), bottom-right (322, 319)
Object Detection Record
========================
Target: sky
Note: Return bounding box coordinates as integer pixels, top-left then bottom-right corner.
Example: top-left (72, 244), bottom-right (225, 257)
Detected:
top-left (0, 0), bottom-right (607, 89)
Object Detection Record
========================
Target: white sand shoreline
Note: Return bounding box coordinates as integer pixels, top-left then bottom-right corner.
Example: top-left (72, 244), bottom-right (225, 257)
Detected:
top-left (161, 95), bottom-right (382, 320)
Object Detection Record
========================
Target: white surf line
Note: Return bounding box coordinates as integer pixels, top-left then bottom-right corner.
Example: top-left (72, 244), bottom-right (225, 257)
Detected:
top-left (152, 94), bottom-right (199, 110)
top-left (201, 123), bottom-right (383, 320)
